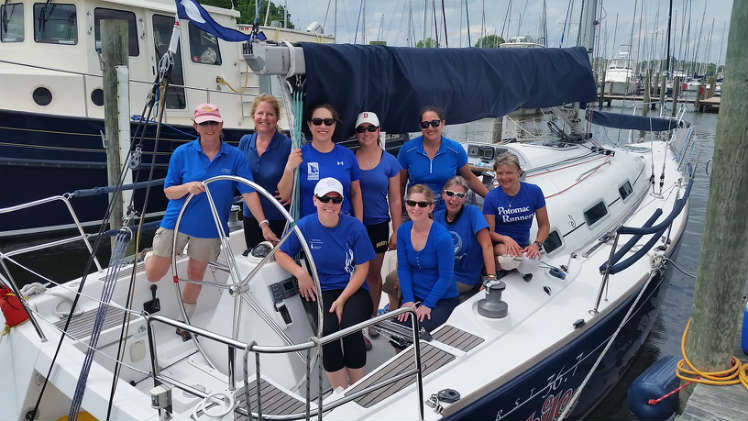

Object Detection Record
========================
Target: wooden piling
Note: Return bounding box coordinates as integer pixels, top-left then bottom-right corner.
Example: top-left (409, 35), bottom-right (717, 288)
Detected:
top-left (598, 67), bottom-right (607, 108)
top-left (671, 76), bottom-right (681, 117)
top-left (678, 0), bottom-right (748, 408)
top-left (101, 19), bottom-right (129, 240)
top-left (659, 73), bottom-right (667, 112)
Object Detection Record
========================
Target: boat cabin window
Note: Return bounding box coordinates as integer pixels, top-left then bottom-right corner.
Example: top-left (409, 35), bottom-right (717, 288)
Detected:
top-left (94, 8), bottom-right (139, 56)
top-left (152, 14), bottom-right (185, 109)
top-left (1, 3), bottom-right (24, 42)
top-left (583, 201), bottom-right (608, 227)
top-left (33, 3), bottom-right (77, 45)
top-left (543, 230), bottom-right (562, 254)
top-left (188, 22), bottom-right (222, 65)
top-left (618, 180), bottom-right (633, 201)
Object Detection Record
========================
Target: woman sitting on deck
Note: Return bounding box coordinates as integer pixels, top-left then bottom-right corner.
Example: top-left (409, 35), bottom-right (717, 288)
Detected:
top-left (275, 178), bottom-right (375, 390)
top-left (395, 185), bottom-right (458, 333)
top-left (483, 152), bottom-right (550, 269)
top-left (433, 176), bottom-right (497, 293)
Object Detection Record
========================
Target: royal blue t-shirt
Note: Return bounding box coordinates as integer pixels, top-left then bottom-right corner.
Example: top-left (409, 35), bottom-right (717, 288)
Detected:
top-left (298, 144), bottom-right (361, 217)
top-left (280, 214), bottom-right (375, 291)
top-left (434, 205), bottom-right (489, 286)
top-left (397, 135), bottom-right (468, 211)
top-left (396, 221), bottom-right (458, 309)
top-left (161, 139), bottom-right (255, 238)
top-left (239, 131), bottom-right (292, 221)
top-left (482, 182), bottom-right (546, 247)
top-left (358, 151), bottom-right (402, 226)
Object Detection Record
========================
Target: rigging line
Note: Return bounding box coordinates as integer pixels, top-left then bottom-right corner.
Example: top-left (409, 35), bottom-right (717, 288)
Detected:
top-left (440, 0), bottom-right (447, 47)
top-left (107, 80), bottom-right (170, 419)
top-left (559, 0), bottom-right (573, 47)
top-left (30, 64), bottom-right (168, 421)
top-left (353, 0), bottom-right (362, 44)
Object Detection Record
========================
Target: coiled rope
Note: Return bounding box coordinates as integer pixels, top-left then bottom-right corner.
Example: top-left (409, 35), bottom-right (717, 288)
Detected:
top-left (676, 319), bottom-right (748, 389)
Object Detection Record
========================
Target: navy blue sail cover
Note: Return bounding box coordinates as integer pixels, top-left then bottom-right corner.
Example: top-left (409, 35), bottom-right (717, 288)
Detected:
top-left (299, 43), bottom-right (597, 139)
top-left (586, 110), bottom-right (682, 131)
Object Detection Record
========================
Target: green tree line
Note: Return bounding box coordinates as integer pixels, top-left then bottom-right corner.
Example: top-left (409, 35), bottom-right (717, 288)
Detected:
top-left (200, 0), bottom-right (294, 28)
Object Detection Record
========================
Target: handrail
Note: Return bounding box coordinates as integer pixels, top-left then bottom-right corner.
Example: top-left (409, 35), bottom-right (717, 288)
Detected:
top-left (145, 306), bottom-right (425, 420)
top-left (616, 175), bottom-right (693, 236)
top-left (598, 208), bottom-right (663, 274)
top-left (68, 178), bottom-right (165, 199)
top-left (0, 195), bottom-right (102, 271)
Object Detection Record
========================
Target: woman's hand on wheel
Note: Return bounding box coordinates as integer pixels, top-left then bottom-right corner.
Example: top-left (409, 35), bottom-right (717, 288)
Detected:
top-left (296, 271), bottom-right (317, 302)
top-left (397, 301), bottom-right (416, 322)
top-left (187, 181), bottom-right (205, 196)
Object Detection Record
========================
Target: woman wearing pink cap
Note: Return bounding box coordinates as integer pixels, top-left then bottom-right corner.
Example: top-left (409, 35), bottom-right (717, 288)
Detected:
top-left (146, 103), bottom-right (278, 326)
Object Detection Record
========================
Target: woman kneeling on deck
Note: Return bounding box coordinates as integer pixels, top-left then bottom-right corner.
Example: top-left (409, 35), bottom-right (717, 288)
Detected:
top-left (395, 185), bottom-right (459, 333)
top-left (483, 152), bottom-right (550, 269)
top-left (275, 177), bottom-right (375, 390)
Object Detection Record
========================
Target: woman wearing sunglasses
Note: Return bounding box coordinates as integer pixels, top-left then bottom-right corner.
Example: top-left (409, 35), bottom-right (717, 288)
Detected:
top-left (277, 104), bottom-right (363, 221)
top-left (275, 178), bottom-right (375, 390)
top-left (434, 176), bottom-right (497, 293)
top-left (353, 111), bottom-right (402, 338)
top-left (394, 185), bottom-right (459, 332)
top-left (238, 94), bottom-right (289, 251)
top-left (397, 106), bottom-right (488, 211)
top-left (146, 104), bottom-right (273, 323)
top-left (483, 152), bottom-right (550, 266)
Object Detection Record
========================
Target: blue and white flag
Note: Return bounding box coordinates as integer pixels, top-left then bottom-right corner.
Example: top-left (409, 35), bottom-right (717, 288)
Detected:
top-left (176, 0), bottom-right (257, 42)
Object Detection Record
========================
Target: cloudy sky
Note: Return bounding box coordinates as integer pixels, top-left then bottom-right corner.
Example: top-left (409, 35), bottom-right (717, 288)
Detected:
top-left (273, 0), bottom-right (733, 64)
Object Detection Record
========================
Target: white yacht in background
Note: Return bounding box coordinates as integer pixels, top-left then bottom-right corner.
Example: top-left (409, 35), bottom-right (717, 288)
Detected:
top-left (0, 0), bottom-right (331, 237)
top-left (603, 50), bottom-right (636, 95)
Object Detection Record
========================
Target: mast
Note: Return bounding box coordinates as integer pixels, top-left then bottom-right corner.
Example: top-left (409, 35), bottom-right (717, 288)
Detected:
top-left (464, 0), bottom-right (471, 46)
top-left (665, 0), bottom-right (673, 77)
top-left (362, 0), bottom-right (366, 44)
top-left (540, 0), bottom-right (548, 47)
top-left (578, 0), bottom-right (599, 62)
top-left (441, 0), bottom-right (448, 47)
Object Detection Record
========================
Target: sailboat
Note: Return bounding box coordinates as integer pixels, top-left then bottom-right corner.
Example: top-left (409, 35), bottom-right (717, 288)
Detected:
top-left (1, 2), bottom-right (697, 420)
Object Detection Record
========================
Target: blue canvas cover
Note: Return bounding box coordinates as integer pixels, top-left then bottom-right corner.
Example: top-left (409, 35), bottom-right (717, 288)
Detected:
top-left (586, 110), bottom-right (682, 131)
top-left (299, 44), bottom-right (597, 139)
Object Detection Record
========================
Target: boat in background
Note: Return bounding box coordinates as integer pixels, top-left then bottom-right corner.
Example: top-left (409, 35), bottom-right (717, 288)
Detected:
top-left (603, 50), bottom-right (636, 95)
top-left (0, 0), bottom-right (332, 238)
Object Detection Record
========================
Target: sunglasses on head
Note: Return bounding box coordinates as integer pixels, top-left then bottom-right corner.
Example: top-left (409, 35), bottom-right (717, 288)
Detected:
top-left (355, 125), bottom-right (378, 133)
top-left (406, 199), bottom-right (432, 208)
top-left (316, 195), bottom-right (343, 204)
top-left (198, 120), bottom-right (220, 126)
top-left (419, 119), bottom-right (442, 129)
top-left (311, 118), bottom-right (335, 126)
top-left (443, 190), bottom-right (466, 199)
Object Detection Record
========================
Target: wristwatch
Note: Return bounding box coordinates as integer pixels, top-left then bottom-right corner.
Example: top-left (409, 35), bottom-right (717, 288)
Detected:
top-left (533, 240), bottom-right (544, 251)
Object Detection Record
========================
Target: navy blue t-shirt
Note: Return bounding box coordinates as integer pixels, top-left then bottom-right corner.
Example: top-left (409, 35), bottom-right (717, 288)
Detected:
top-left (280, 214), bottom-right (375, 291)
top-left (482, 182), bottom-right (546, 246)
top-left (358, 151), bottom-right (402, 226)
top-left (161, 139), bottom-right (254, 238)
top-left (434, 205), bottom-right (489, 286)
top-left (396, 221), bottom-right (457, 308)
top-left (397, 135), bottom-right (468, 211)
top-left (298, 144), bottom-right (361, 217)
top-left (239, 131), bottom-right (292, 221)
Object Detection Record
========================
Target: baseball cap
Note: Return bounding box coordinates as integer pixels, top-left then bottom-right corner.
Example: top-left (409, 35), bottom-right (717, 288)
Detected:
top-left (193, 103), bottom-right (223, 124)
top-left (355, 111), bottom-right (379, 128)
top-left (314, 177), bottom-right (344, 198)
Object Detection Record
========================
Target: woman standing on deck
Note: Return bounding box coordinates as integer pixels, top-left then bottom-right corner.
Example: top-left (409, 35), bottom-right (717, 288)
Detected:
top-left (238, 94), bottom-right (290, 251)
top-left (483, 152), bottom-right (550, 266)
top-left (277, 104), bottom-right (363, 221)
top-left (354, 111), bottom-right (402, 337)
top-left (275, 178), bottom-right (375, 390)
top-left (395, 185), bottom-right (458, 333)
top-left (397, 106), bottom-right (488, 211)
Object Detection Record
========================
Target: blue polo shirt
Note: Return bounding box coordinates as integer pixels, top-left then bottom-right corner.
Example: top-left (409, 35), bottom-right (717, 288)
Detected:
top-left (397, 135), bottom-right (468, 211)
top-left (160, 139), bottom-right (254, 238)
top-left (359, 151), bottom-right (402, 226)
top-left (434, 205), bottom-right (489, 286)
top-left (482, 182), bottom-right (546, 247)
top-left (396, 221), bottom-right (457, 309)
top-left (239, 131), bottom-right (292, 221)
top-left (298, 144), bottom-right (361, 217)
top-left (280, 214), bottom-right (375, 291)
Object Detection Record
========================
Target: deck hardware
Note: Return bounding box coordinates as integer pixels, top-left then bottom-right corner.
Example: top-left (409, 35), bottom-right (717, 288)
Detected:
top-left (543, 286), bottom-right (552, 295)
top-left (478, 279), bottom-right (508, 318)
top-left (573, 319), bottom-right (586, 329)
top-left (437, 388), bottom-right (460, 403)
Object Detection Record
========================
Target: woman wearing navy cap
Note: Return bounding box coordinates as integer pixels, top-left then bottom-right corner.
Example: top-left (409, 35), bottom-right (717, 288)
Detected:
top-left (276, 177), bottom-right (375, 390)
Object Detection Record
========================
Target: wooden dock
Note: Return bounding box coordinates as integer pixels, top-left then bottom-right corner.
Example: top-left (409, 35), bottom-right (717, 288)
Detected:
top-left (676, 383), bottom-right (748, 421)
top-left (599, 95), bottom-right (720, 112)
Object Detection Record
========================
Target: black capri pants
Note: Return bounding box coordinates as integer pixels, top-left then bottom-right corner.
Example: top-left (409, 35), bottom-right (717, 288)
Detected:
top-left (321, 288), bottom-right (373, 372)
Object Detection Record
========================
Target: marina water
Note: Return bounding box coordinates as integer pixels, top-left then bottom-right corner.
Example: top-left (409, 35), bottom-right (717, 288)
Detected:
top-left (1, 103), bottom-right (743, 420)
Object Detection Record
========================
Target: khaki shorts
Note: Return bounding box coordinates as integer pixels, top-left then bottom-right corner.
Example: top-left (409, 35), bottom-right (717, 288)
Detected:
top-left (151, 227), bottom-right (221, 262)
top-left (382, 269), bottom-right (402, 301)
